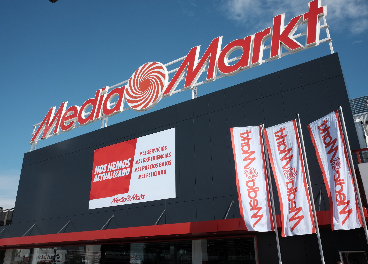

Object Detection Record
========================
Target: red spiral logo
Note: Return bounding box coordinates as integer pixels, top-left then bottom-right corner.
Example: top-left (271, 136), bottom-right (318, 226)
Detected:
top-left (244, 167), bottom-right (258, 180)
top-left (125, 62), bottom-right (168, 111)
top-left (283, 166), bottom-right (297, 181)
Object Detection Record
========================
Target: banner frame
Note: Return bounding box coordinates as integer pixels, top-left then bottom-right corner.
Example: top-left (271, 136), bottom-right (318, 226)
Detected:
top-left (296, 114), bottom-right (325, 264)
top-left (261, 124), bottom-right (283, 264)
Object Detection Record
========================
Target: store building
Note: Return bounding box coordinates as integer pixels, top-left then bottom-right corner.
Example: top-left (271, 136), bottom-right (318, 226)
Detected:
top-left (1, 53), bottom-right (368, 264)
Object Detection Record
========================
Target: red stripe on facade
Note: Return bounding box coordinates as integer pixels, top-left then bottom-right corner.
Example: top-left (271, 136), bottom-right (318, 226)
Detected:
top-left (0, 211), bottom-right (338, 250)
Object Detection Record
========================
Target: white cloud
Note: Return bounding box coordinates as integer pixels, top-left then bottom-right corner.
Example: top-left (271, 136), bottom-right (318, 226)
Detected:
top-left (351, 18), bottom-right (368, 34)
top-left (222, 0), bottom-right (261, 22)
top-left (183, 9), bottom-right (195, 17)
top-left (179, 0), bottom-right (197, 17)
top-left (221, 0), bottom-right (368, 34)
top-left (0, 171), bottom-right (20, 209)
top-left (324, 0), bottom-right (368, 33)
top-left (324, 0), bottom-right (368, 18)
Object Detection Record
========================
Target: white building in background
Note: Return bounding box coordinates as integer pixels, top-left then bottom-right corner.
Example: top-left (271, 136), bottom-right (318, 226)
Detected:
top-left (351, 95), bottom-right (368, 150)
top-left (351, 95), bottom-right (368, 208)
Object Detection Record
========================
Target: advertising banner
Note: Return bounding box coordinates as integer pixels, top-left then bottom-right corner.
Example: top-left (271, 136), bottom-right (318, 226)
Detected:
top-left (230, 126), bottom-right (273, 232)
top-left (89, 128), bottom-right (175, 209)
top-left (308, 111), bottom-right (362, 230)
top-left (264, 120), bottom-right (315, 237)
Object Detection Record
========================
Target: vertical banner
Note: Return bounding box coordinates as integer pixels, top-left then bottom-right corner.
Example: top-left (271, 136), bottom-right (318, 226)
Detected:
top-left (230, 126), bottom-right (273, 232)
top-left (265, 120), bottom-right (315, 237)
top-left (308, 111), bottom-right (362, 230)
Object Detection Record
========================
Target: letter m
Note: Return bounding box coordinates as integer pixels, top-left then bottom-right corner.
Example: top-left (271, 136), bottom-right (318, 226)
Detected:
top-left (164, 37), bottom-right (223, 95)
top-left (31, 102), bottom-right (68, 143)
top-left (289, 207), bottom-right (304, 232)
top-left (116, 160), bottom-right (124, 170)
top-left (281, 148), bottom-right (293, 169)
top-left (243, 151), bottom-right (256, 169)
top-left (251, 206), bottom-right (263, 228)
top-left (339, 200), bottom-right (353, 225)
top-left (326, 138), bottom-right (338, 163)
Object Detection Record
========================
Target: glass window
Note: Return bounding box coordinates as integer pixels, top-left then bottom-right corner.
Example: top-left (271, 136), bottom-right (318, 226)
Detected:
top-left (0, 236), bottom-right (258, 264)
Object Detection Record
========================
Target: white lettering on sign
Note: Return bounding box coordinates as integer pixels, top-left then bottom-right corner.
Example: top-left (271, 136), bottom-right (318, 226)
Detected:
top-left (31, 0), bottom-right (331, 147)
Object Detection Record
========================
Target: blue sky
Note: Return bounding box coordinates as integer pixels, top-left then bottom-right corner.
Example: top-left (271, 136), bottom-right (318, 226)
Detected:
top-left (1, 0), bottom-right (367, 209)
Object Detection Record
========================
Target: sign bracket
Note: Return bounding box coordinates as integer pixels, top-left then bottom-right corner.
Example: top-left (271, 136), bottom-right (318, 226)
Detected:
top-left (101, 117), bottom-right (108, 128)
top-left (192, 86), bottom-right (197, 99)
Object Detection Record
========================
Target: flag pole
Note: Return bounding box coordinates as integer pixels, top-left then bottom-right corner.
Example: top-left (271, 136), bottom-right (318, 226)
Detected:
top-left (261, 124), bottom-right (282, 264)
top-left (296, 114), bottom-right (325, 264)
top-left (337, 106), bottom-right (368, 244)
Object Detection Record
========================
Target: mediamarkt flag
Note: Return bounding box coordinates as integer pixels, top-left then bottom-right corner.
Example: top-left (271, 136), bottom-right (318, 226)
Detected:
top-left (308, 111), bottom-right (363, 230)
top-left (230, 126), bottom-right (274, 232)
top-left (264, 120), bottom-right (315, 237)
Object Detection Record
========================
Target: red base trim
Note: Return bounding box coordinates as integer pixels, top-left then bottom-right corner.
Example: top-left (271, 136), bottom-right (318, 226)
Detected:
top-left (0, 210), bottom-right (363, 249)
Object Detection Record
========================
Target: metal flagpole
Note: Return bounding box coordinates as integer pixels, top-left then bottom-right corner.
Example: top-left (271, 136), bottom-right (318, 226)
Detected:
top-left (261, 124), bottom-right (282, 264)
top-left (296, 114), bottom-right (325, 264)
top-left (337, 106), bottom-right (368, 245)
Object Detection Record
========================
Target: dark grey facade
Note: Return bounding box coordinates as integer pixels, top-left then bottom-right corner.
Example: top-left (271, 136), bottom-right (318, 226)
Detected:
top-left (1, 53), bottom-right (367, 264)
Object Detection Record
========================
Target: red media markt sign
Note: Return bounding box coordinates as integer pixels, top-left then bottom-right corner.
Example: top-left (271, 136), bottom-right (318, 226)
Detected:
top-left (31, 0), bottom-right (331, 147)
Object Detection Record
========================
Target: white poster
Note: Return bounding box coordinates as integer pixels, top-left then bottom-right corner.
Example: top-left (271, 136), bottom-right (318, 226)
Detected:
top-left (89, 128), bottom-right (176, 209)
top-left (230, 126), bottom-right (273, 232)
top-left (265, 120), bottom-right (315, 237)
top-left (308, 111), bottom-right (362, 230)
